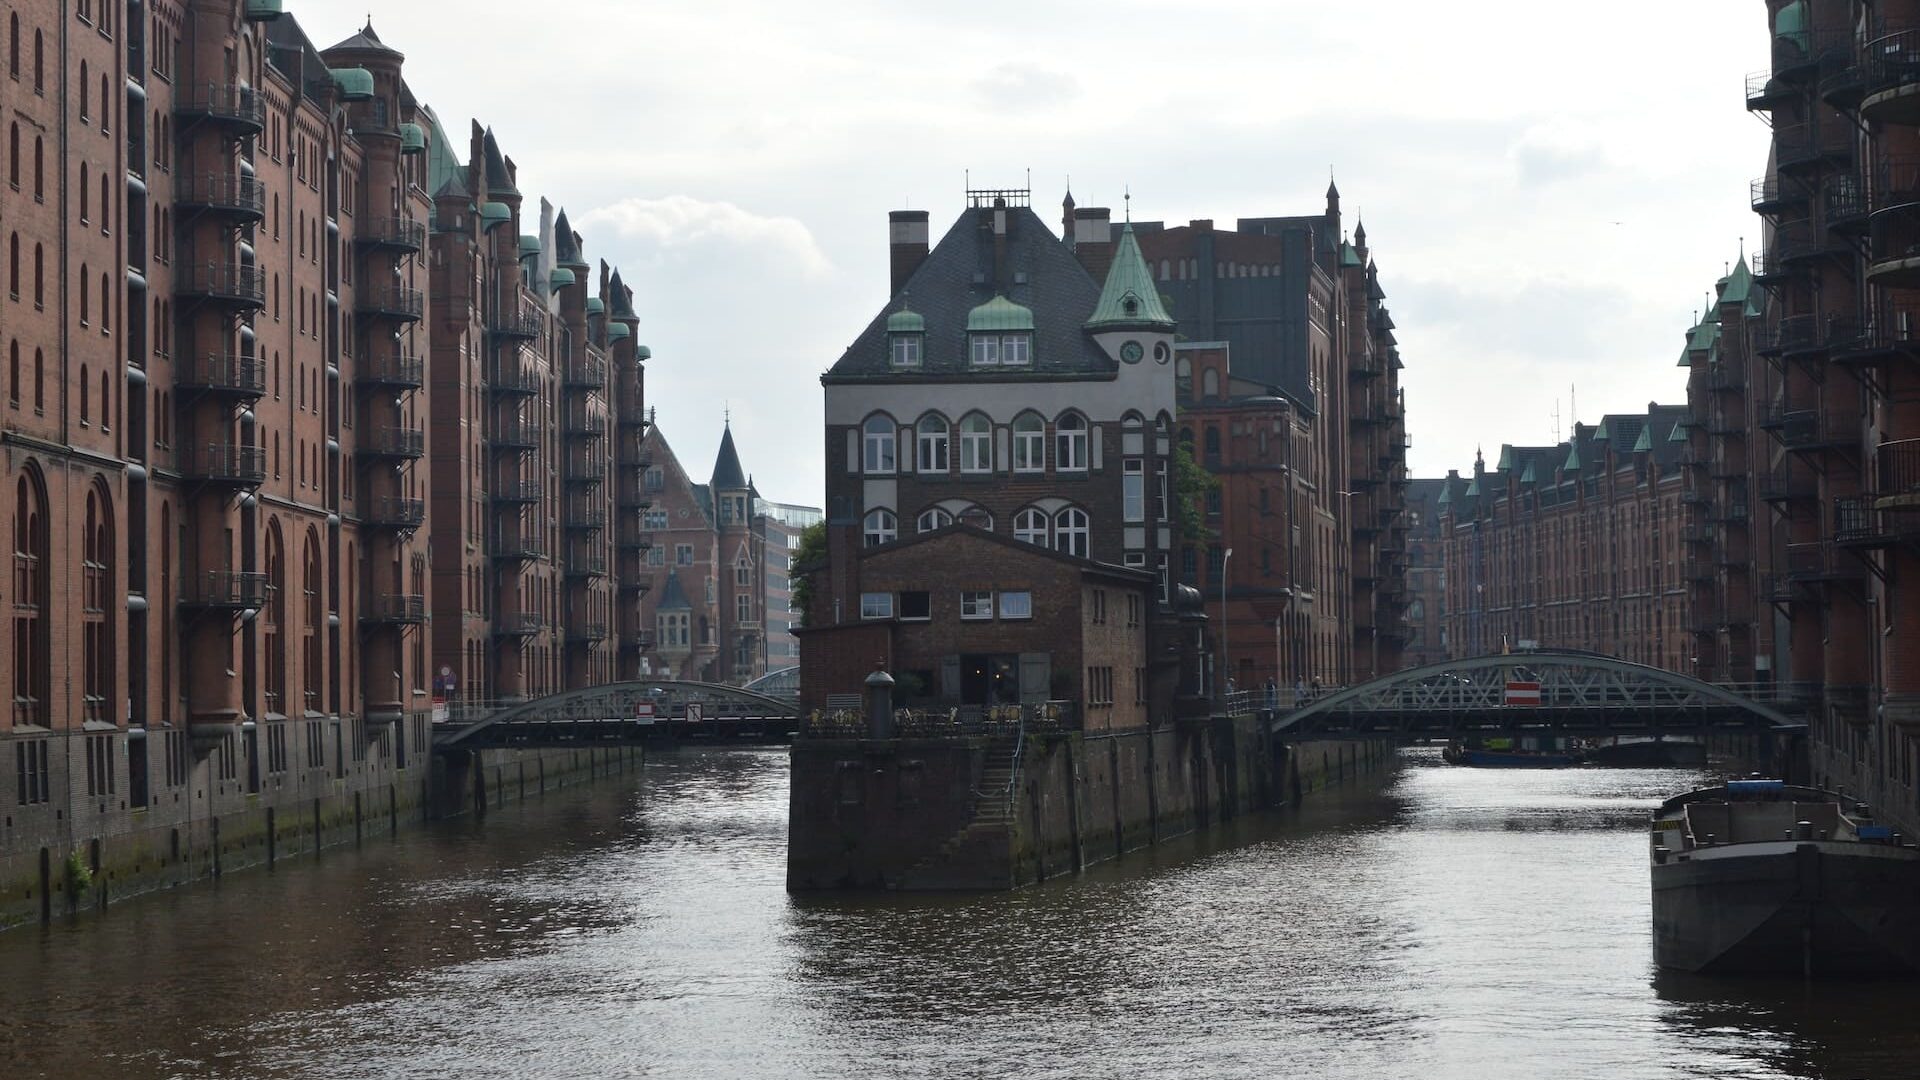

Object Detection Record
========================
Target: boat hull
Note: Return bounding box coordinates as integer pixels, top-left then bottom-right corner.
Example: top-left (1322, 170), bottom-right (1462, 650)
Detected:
top-left (1585, 739), bottom-right (1707, 768)
top-left (1651, 841), bottom-right (1920, 975)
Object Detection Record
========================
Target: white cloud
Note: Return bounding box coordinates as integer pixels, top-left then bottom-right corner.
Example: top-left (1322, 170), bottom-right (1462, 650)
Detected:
top-left (578, 196), bottom-right (834, 280)
top-left (973, 62), bottom-right (1080, 110)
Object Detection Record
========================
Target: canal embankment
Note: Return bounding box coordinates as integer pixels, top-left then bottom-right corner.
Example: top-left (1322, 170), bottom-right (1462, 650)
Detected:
top-left (0, 742), bottom-right (641, 933)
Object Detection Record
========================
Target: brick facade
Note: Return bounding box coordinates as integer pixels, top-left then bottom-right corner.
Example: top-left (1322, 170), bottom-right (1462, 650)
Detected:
top-left (0, 5), bottom-right (656, 872)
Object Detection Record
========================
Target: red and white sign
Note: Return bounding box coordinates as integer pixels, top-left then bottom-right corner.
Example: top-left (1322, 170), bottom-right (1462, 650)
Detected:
top-left (634, 700), bottom-right (656, 721)
top-left (1505, 681), bottom-right (1542, 707)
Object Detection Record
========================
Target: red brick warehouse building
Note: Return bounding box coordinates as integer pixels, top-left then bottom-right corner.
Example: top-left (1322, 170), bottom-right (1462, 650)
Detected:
top-left (0, 2), bottom-right (661, 916)
top-left (1116, 184), bottom-right (1411, 692)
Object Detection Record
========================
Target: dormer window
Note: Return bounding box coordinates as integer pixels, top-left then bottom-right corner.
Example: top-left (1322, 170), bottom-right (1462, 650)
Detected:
top-left (886, 304), bottom-right (924, 368)
top-left (965, 294), bottom-right (1035, 368)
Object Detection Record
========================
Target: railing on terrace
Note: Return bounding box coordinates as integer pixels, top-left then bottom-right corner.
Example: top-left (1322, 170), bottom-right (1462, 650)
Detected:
top-left (1881, 438), bottom-right (1920, 499)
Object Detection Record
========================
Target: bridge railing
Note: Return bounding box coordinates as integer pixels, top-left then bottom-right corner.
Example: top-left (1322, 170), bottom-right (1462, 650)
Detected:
top-left (798, 701), bottom-right (1075, 739)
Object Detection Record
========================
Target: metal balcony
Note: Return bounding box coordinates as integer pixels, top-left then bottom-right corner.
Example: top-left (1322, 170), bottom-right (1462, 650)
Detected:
top-left (625, 630), bottom-right (656, 651)
top-left (494, 612), bottom-right (544, 638)
top-left (1750, 176), bottom-right (1808, 215)
top-left (1878, 439), bottom-right (1920, 509)
top-left (493, 532), bottom-right (546, 562)
top-left (616, 391), bottom-right (647, 424)
top-left (179, 263), bottom-right (267, 309)
top-left (174, 82), bottom-right (266, 135)
top-left (566, 456), bottom-right (608, 485)
top-left (489, 358), bottom-right (540, 396)
top-left (565, 412), bottom-right (607, 439)
top-left (355, 215), bottom-right (426, 253)
top-left (616, 529), bottom-right (655, 551)
top-left (179, 570), bottom-right (269, 610)
top-left (359, 353), bottom-right (424, 389)
top-left (1860, 29), bottom-right (1920, 126)
top-left (1711, 500), bottom-right (1752, 526)
top-left (365, 496), bottom-right (426, 529)
top-left (619, 576), bottom-right (654, 596)
top-left (1824, 173), bottom-right (1869, 234)
top-left (1786, 541), bottom-right (1865, 584)
top-left (183, 443), bottom-right (267, 487)
top-left (1757, 466), bottom-right (1816, 503)
top-left (1706, 367), bottom-right (1746, 393)
top-left (1830, 306), bottom-right (1920, 366)
top-left (492, 479), bottom-right (542, 504)
top-left (176, 174), bottom-right (265, 223)
top-left (356, 285), bottom-right (424, 322)
top-left (490, 305), bottom-right (543, 340)
top-left (564, 553), bottom-right (608, 578)
top-left (1772, 121), bottom-right (1853, 176)
top-left (361, 426), bottom-right (425, 460)
top-left (493, 418), bottom-right (540, 451)
top-left (362, 594), bottom-right (427, 625)
top-left (571, 622), bottom-right (610, 642)
top-left (176, 354), bottom-right (267, 400)
top-left (565, 506), bottom-right (607, 531)
top-left (565, 358), bottom-right (607, 389)
top-left (1771, 408), bottom-right (1853, 452)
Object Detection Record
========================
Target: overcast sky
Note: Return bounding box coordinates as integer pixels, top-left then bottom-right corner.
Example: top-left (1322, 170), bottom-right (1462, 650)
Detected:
top-left (299, 0), bottom-right (1770, 504)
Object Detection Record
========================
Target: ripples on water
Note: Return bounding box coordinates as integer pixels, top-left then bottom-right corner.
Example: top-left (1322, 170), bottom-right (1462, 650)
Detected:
top-left (3, 747), bottom-right (1918, 1079)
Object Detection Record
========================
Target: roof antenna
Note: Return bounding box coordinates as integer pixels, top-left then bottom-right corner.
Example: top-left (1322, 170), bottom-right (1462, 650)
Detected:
top-left (1124, 184), bottom-right (1132, 223)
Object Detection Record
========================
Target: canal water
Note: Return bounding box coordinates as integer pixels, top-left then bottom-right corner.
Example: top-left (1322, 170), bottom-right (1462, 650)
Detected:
top-left (4, 748), bottom-right (1919, 1079)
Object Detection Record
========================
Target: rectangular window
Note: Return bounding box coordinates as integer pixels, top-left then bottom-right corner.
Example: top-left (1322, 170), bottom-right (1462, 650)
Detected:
top-left (970, 335), bottom-right (999, 366)
top-left (737, 593), bottom-right (752, 622)
top-left (999, 591), bottom-right (1032, 619)
top-left (960, 591), bottom-right (993, 619)
top-left (648, 546), bottom-right (666, 566)
top-left (1123, 459), bottom-right (1145, 522)
top-left (676, 544), bottom-right (693, 566)
top-left (1001, 334), bottom-right (1031, 366)
top-left (891, 335), bottom-right (921, 367)
top-left (899, 590), bottom-right (931, 620)
top-left (860, 592), bottom-right (893, 620)
top-left (735, 564), bottom-right (751, 586)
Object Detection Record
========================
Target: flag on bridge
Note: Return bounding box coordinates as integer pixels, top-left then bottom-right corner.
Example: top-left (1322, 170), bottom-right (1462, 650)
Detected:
top-left (1505, 681), bottom-right (1542, 707)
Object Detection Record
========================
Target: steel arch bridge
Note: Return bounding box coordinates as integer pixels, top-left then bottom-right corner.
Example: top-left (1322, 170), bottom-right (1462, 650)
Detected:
top-left (1269, 651), bottom-right (1806, 741)
top-left (434, 680), bottom-right (800, 751)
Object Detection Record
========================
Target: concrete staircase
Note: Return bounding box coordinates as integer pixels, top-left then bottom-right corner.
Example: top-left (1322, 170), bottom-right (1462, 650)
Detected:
top-left (896, 742), bottom-right (1019, 888)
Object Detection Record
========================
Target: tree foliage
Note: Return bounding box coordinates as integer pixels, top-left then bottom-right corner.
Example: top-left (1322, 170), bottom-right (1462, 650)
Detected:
top-left (1174, 441), bottom-right (1218, 544)
top-left (789, 520), bottom-right (829, 627)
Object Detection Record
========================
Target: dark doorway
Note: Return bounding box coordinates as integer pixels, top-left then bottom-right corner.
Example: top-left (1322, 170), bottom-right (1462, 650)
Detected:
top-left (959, 654), bottom-right (1021, 705)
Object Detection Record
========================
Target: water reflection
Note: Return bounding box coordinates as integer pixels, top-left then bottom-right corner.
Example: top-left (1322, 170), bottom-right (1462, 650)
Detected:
top-left (3, 748), bottom-right (1920, 1079)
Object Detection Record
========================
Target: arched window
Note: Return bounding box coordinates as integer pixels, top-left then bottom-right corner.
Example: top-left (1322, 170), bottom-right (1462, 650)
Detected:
top-left (8, 15), bottom-right (17, 79)
top-left (7, 123), bottom-right (16, 187)
top-left (79, 267), bottom-right (89, 326)
top-left (1202, 368), bottom-right (1220, 400)
top-left (7, 232), bottom-right (15, 295)
top-left (304, 533), bottom-right (322, 713)
top-left (32, 348), bottom-right (42, 410)
top-left (99, 369), bottom-right (109, 428)
top-left (100, 272), bottom-right (109, 331)
top-left (33, 135), bottom-right (41, 199)
top-left (916, 507), bottom-right (953, 533)
top-left (1013, 413), bottom-right (1045, 473)
top-left (958, 505), bottom-right (993, 531)
top-left (33, 242), bottom-right (42, 305)
top-left (1204, 426), bottom-right (1221, 459)
top-left (1055, 413), bottom-right (1088, 471)
top-left (79, 62), bottom-right (88, 120)
top-left (7, 340), bottom-right (16, 405)
top-left (264, 523), bottom-right (285, 714)
top-left (79, 364), bottom-right (89, 422)
top-left (81, 484), bottom-right (113, 725)
top-left (1054, 507), bottom-right (1089, 558)
top-left (861, 414), bottom-right (896, 474)
top-left (1014, 507), bottom-right (1049, 546)
top-left (862, 508), bottom-right (897, 547)
top-left (13, 468), bottom-right (50, 727)
top-left (916, 414), bottom-right (949, 473)
top-left (959, 413), bottom-right (992, 473)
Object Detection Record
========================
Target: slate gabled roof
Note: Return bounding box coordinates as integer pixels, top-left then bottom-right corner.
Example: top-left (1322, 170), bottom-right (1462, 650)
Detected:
top-left (825, 205), bottom-right (1114, 382)
top-left (657, 571), bottom-right (691, 612)
top-left (325, 20), bottom-right (403, 57)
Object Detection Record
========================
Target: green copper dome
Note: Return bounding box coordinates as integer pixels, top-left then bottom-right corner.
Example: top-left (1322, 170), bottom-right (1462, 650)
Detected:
top-left (245, 0), bottom-right (284, 21)
top-left (585, 297), bottom-right (606, 316)
top-left (399, 122), bottom-right (426, 154)
top-left (479, 201), bottom-right (512, 229)
top-left (607, 323), bottom-right (632, 341)
top-left (550, 267), bottom-right (577, 290)
top-left (887, 306), bottom-right (925, 333)
top-left (635, 345), bottom-right (652, 361)
top-left (330, 68), bottom-right (375, 102)
top-left (966, 294), bottom-right (1034, 333)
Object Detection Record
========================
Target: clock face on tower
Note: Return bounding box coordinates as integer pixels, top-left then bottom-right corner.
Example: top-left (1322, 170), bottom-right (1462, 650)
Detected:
top-left (1120, 340), bottom-right (1144, 364)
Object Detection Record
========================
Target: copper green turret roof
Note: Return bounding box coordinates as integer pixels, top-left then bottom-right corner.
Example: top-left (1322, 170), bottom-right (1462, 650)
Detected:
top-left (1632, 426), bottom-right (1654, 453)
top-left (1086, 225), bottom-right (1175, 332)
top-left (420, 104), bottom-right (465, 199)
top-left (1563, 441), bottom-right (1582, 472)
top-left (1719, 255), bottom-right (1753, 309)
top-left (325, 19), bottom-right (402, 57)
top-left (967, 294), bottom-right (1034, 332)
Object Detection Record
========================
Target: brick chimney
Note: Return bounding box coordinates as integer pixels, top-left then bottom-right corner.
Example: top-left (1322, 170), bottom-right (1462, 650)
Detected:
top-left (1073, 207), bottom-right (1114, 280)
top-left (889, 210), bottom-right (930, 294)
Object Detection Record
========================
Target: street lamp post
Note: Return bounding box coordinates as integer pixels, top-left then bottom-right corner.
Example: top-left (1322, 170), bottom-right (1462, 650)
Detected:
top-left (1221, 547), bottom-right (1234, 700)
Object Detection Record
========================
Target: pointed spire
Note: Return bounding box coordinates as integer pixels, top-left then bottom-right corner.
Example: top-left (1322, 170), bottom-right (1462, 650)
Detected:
top-left (711, 423), bottom-right (748, 492)
top-left (608, 268), bottom-right (636, 319)
top-left (482, 128), bottom-right (517, 198)
top-left (1086, 225), bottom-right (1175, 332)
top-left (1326, 172), bottom-right (1340, 218)
top-left (553, 208), bottom-right (587, 271)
